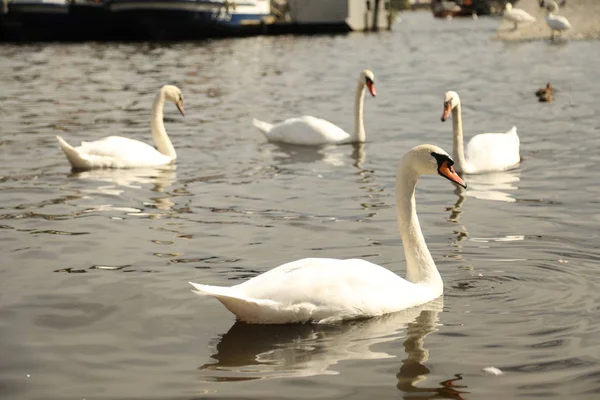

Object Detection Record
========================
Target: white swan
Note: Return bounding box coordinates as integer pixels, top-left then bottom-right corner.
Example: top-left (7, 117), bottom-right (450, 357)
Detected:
top-left (503, 2), bottom-right (536, 30)
top-left (56, 85), bottom-right (184, 169)
top-left (545, 0), bottom-right (571, 40)
top-left (441, 91), bottom-right (520, 174)
top-left (189, 144), bottom-right (466, 324)
top-left (252, 69), bottom-right (376, 146)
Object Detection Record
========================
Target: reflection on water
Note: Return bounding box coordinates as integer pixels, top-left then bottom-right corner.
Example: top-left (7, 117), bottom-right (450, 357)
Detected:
top-left (396, 310), bottom-right (469, 400)
top-left (69, 166), bottom-right (177, 211)
top-left (463, 170), bottom-right (521, 203)
top-left (200, 300), bottom-right (444, 382)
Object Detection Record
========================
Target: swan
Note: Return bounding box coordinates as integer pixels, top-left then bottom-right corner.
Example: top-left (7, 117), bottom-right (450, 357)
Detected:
top-left (545, 0), bottom-right (571, 40)
top-left (441, 91), bottom-right (520, 174)
top-left (189, 144), bottom-right (466, 324)
top-left (503, 2), bottom-right (536, 30)
top-left (252, 69), bottom-right (376, 146)
top-left (56, 85), bottom-right (184, 169)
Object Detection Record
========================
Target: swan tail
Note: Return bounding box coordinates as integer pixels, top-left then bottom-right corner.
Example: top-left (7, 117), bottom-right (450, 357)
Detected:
top-left (252, 119), bottom-right (273, 135)
top-left (189, 282), bottom-right (279, 324)
top-left (56, 136), bottom-right (90, 169)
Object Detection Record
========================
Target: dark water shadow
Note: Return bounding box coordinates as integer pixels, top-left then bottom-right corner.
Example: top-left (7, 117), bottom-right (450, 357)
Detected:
top-left (196, 298), bottom-right (467, 396)
top-left (396, 310), bottom-right (469, 400)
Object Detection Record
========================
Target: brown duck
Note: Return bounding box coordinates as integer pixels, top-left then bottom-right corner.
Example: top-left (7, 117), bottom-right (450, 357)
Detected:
top-left (536, 83), bottom-right (554, 102)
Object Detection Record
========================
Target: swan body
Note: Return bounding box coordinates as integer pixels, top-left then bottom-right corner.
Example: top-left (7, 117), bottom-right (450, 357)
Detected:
top-left (441, 91), bottom-right (520, 174)
top-left (57, 85), bottom-right (184, 169)
top-left (190, 144), bottom-right (467, 324)
top-left (504, 3), bottom-right (536, 30)
top-left (545, 1), bottom-right (571, 39)
top-left (252, 69), bottom-right (376, 146)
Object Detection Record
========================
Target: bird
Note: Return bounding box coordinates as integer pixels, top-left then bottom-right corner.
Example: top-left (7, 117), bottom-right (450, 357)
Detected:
top-left (441, 91), bottom-right (520, 174)
top-left (535, 83), bottom-right (554, 102)
top-left (503, 2), bottom-right (536, 31)
top-left (56, 85), bottom-right (184, 170)
top-left (251, 69), bottom-right (376, 146)
top-left (189, 144), bottom-right (466, 324)
top-left (544, 0), bottom-right (571, 40)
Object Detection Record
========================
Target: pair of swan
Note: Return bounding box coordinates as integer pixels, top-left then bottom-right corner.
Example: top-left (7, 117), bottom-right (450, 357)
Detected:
top-left (56, 70), bottom-right (374, 168)
top-left (56, 85), bottom-right (184, 169)
top-left (190, 144), bottom-right (466, 324)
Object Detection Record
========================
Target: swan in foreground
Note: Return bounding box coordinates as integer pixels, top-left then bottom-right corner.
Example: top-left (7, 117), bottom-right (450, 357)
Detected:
top-left (503, 2), bottom-right (536, 30)
top-left (189, 144), bottom-right (466, 324)
top-left (252, 69), bottom-right (376, 146)
top-left (441, 91), bottom-right (520, 174)
top-left (545, 0), bottom-right (571, 40)
top-left (56, 85), bottom-right (184, 169)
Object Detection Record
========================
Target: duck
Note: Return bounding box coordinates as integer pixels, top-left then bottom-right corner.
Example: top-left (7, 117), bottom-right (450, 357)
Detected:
top-left (441, 91), bottom-right (520, 174)
top-left (536, 83), bottom-right (554, 102)
top-left (252, 69), bottom-right (376, 146)
top-left (545, 0), bottom-right (571, 40)
top-left (503, 2), bottom-right (536, 31)
top-left (189, 144), bottom-right (466, 324)
top-left (56, 85), bottom-right (184, 170)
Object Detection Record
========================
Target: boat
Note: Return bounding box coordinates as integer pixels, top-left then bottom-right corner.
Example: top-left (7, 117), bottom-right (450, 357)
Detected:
top-left (107, 0), bottom-right (271, 40)
top-left (0, 0), bottom-right (110, 41)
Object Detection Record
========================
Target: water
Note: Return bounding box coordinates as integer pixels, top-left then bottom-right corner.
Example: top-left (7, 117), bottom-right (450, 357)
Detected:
top-left (1, 11), bottom-right (600, 400)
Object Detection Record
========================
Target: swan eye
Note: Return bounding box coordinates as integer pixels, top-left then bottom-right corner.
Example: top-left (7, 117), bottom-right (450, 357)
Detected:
top-left (365, 77), bottom-right (374, 85)
top-left (431, 152), bottom-right (454, 167)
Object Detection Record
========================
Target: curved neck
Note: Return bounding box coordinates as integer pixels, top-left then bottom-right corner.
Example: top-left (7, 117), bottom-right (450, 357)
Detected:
top-left (152, 91), bottom-right (177, 160)
top-left (396, 162), bottom-right (442, 289)
top-left (451, 103), bottom-right (467, 171)
top-left (352, 81), bottom-right (366, 143)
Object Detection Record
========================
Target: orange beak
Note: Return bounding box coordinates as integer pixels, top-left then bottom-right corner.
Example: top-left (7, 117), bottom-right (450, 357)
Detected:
top-left (441, 102), bottom-right (452, 122)
top-left (366, 81), bottom-right (377, 97)
top-left (176, 100), bottom-right (185, 116)
top-left (438, 160), bottom-right (466, 188)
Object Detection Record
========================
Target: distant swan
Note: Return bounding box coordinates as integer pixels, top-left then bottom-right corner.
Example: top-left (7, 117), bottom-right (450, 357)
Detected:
top-left (545, 0), bottom-right (571, 40)
top-left (189, 144), bottom-right (466, 324)
top-left (252, 69), bottom-right (376, 146)
top-left (57, 85), bottom-right (184, 169)
top-left (503, 2), bottom-right (536, 30)
top-left (441, 91), bottom-right (520, 174)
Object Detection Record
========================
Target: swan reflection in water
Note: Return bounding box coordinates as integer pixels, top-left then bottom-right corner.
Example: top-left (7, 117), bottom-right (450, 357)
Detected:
top-left (68, 166), bottom-right (177, 211)
top-left (261, 142), bottom-right (366, 168)
top-left (199, 299), bottom-right (468, 398)
top-left (461, 169), bottom-right (521, 203)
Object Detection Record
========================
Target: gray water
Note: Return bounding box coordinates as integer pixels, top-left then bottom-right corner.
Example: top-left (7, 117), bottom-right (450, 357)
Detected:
top-left (1, 11), bottom-right (600, 400)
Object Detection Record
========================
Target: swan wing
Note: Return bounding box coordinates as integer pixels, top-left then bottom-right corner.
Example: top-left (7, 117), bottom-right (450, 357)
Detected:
top-left (466, 126), bottom-right (520, 173)
top-left (262, 116), bottom-right (351, 146)
top-left (546, 15), bottom-right (571, 30)
top-left (190, 258), bottom-right (435, 324)
top-left (73, 136), bottom-right (172, 168)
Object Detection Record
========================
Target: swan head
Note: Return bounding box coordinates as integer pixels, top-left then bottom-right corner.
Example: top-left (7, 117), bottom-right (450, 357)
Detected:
top-left (161, 85), bottom-right (185, 116)
top-left (441, 91), bottom-right (460, 122)
top-left (403, 145), bottom-right (466, 188)
top-left (359, 69), bottom-right (377, 97)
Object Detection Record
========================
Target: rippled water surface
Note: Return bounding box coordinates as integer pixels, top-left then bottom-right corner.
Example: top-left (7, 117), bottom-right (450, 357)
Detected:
top-left (1, 11), bottom-right (600, 400)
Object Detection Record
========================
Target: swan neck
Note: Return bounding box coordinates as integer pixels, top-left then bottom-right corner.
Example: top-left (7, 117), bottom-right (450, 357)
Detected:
top-left (451, 103), bottom-right (466, 171)
top-left (152, 91), bottom-right (177, 160)
top-left (396, 162), bottom-right (442, 288)
top-left (353, 81), bottom-right (366, 143)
